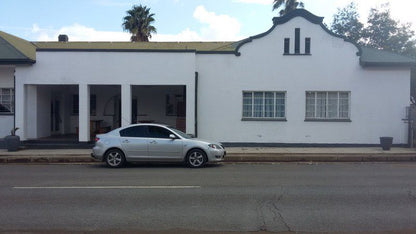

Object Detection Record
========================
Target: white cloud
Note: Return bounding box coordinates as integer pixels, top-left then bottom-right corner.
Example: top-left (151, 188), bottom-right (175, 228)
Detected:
top-left (28, 6), bottom-right (244, 42)
top-left (152, 28), bottom-right (202, 41)
top-left (154, 5), bottom-right (244, 41)
top-left (31, 23), bottom-right (130, 41)
top-left (233, 0), bottom-right (272, 5)
top-left (192, 5), bottom-right (242, 41)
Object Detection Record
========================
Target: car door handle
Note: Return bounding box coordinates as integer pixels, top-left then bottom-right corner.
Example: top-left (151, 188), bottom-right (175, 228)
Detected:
top-left (149, 140), bottom-right (157, 144)
top-left (122, 140), bottom-right (129, 143)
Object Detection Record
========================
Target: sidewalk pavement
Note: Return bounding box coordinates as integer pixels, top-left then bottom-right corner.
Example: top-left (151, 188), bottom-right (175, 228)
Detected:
top-left (1, 147), bottom-right (416, 164)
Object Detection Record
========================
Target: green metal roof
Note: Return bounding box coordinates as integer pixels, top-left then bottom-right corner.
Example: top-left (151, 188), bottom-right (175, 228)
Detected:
top-left (360, 47), bottom-right (416, 67)
top-left (0, 31), bottom-right (36, 64)
top-left (33, 41), bottom-right (237, 52)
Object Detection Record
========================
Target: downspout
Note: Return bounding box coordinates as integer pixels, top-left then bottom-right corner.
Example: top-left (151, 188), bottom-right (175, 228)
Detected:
top-left (13, 69), bottom-right (16, 133)
top-left (194, 72), bottom-right (198, 138)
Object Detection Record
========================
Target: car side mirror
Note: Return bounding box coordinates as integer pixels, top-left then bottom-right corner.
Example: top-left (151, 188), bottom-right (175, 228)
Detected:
top-left (169, 134), bottom-right (177, 140)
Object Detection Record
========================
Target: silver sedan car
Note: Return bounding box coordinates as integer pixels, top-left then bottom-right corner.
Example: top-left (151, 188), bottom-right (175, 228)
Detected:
top-left (91, 123), bottom-right (226, 168)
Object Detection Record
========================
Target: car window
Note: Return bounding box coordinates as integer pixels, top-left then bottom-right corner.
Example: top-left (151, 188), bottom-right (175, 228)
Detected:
top-left (119, 126), bottom-right (148, 138)
top-left (148, 126), bottom-right (174, 139)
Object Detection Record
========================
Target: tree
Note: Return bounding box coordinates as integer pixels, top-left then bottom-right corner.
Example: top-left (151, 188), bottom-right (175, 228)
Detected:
top-left (363, 4), bottom-right (415, 57)
top-left (122, 4), bottom-right (156, 42)
top-left (273, 0), bottom-right (304, 16)
top-left (330, 3), bottom-right (416, 58)
top-left (330, 2), bottom-right (363, 44)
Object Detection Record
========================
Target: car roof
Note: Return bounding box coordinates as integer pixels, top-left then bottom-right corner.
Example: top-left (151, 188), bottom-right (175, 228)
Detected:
top-left (123, 123), bottom-right (169, 128)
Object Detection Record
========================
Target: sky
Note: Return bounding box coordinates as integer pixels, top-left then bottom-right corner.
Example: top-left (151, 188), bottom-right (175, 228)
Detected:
top-left (0, 0), bottom-right (415, 42)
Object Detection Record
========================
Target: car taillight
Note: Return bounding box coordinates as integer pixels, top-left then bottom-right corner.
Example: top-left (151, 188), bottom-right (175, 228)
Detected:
top-left (95, 137), bottom-right (100, 142)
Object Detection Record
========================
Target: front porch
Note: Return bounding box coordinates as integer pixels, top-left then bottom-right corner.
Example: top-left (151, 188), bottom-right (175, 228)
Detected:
top-left (17, 84), bottom-right (192, 142)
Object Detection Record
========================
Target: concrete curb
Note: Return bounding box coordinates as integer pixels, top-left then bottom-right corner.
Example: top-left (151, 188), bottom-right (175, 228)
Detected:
top-left (1, 153), bottom-right (416, 164)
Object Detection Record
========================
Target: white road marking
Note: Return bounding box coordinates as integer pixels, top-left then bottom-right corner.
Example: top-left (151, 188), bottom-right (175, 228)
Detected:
top-left (13, 185), bottom-right (201, 189)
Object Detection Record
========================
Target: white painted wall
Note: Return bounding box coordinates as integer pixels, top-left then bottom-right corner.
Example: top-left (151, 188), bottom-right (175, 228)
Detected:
top-left (0, 66), bottom-right (14, 137)
top-left (196, 17), bottom-right (410, 144)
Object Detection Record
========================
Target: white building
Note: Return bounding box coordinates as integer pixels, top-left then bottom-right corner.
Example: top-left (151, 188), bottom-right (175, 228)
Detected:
top-left (0, 10), bottom-right (415, 146)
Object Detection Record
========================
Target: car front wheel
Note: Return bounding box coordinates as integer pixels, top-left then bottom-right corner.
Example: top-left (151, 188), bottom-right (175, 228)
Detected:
top-left (186, 149), bottom-right (207, 168)
top-left (105, 149), bottom-right (126, 168)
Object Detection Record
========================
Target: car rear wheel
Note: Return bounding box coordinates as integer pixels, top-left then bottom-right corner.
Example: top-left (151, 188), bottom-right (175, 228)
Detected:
top-left (105, 149), bottom-right (126, 168)
top-left (186, 149), bottom-right (207, 168)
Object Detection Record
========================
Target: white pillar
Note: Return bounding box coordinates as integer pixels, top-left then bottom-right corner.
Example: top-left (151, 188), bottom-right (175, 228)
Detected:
top-left (121, 84), bottom-right (132, 127)
top-left (15, 83), bottom-right (25, 140)
top-left (25, 85), bottom-right (37, 139)
top-left (186, 83), bottom-right (195, 135)
top-left (78, 84), bottom-right (90, 142)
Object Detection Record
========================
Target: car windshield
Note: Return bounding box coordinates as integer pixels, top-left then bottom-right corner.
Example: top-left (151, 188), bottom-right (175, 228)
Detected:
top-left (169, 127), bottom-right (192, 139)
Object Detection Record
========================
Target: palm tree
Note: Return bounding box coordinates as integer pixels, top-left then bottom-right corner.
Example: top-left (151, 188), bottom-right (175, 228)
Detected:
top-left (122, 5), bottom-right (156, 42)
top-left (273, 0), bottom-right (304, 16)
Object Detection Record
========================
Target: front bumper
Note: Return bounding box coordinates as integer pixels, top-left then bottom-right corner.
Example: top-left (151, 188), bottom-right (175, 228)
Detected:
top-left (206, 148), bottom-right (226, 162)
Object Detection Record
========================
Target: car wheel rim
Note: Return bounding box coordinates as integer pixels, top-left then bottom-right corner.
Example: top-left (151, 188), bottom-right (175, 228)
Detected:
top-left (189, 151), bottom-right (204, 167)
top-left (107, 152), bottom-right (122, 166)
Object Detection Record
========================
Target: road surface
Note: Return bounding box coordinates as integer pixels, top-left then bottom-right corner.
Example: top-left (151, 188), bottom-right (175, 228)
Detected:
top-left (1, 162), bottom-right (416, 233)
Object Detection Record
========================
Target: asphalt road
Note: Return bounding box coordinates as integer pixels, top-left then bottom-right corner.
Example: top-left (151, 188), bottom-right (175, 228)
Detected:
top-left (1, 162), bottom-right (416, 233)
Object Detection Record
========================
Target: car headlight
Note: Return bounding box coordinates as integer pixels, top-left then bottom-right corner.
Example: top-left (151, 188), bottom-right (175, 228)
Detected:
top-left (208, 144), bottom-right (222, 149)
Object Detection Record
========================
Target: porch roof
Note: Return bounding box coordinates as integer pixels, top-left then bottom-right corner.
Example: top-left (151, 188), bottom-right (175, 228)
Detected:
top-left (0, 31), bottom-right (36, 64)
top-left (359, 47), bottom-right (416, 67)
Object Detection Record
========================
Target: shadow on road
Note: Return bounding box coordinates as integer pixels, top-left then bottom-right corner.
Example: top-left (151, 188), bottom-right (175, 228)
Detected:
top-left (87, 162), bottom-right (224, 170)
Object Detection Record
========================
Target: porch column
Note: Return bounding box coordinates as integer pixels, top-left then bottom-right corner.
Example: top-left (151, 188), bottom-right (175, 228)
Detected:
top-left (15, 83), bottom-right (25, 140)
top-left (25, 85), bottom-right (37, 139)
top-left (121, 84), bottom-right (132, 127)
top-left (186, 83), bottom-right (195, 136)
top-left (78, 84), bottom-right (90, 142)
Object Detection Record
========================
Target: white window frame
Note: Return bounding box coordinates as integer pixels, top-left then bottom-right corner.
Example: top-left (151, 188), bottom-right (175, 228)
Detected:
top-left (305, 91), bottom-right (350, 121)
top-left (0, 88), bottom-right (14, 114)
top-left (242, 91), bottom-right (286, 120)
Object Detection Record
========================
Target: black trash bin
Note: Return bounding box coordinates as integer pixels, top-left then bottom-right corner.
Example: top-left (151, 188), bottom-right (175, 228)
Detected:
top-left (380, 137), bottom-right (393, 151)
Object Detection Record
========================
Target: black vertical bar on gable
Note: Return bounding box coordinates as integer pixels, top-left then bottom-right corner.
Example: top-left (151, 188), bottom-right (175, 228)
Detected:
top-left (305, 37), bottom-right (311, 54)
top-left (295, 28), bottom-right (300, 54)
top-left (284, 38), bottom-right (290, 54)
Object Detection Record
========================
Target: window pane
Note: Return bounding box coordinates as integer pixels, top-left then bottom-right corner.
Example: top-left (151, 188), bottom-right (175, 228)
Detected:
top-left (242, 92), bottom-right (252, 117)
top-left (148, 126), bottom-right (173, 138)
top-left (339, 92), bottom-right (349, 118)
top-left (264, 92), bottom-right (274, 117)
top-left (253, 92), bottom-right (263, 117)
top-left (327, 92), bottom-right (338, 118)
top-left (120, 126), bottom-right (148, 138)
top-left (316, 92), bottom-right (327, 118)
top-left (305, 92), bottom-right (315, 118)
top-left (0, 89), bottom-right (13, 113)
top-left (275, 93), bottom-right (285, 118)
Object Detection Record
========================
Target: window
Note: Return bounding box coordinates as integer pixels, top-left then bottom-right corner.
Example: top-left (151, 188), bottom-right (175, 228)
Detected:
top-left (148, 126), bottom-right (174, 138)
top-left (242, 91), bottom-right (286, 120)
top-left (72, 95), bottom-right (79, 115)
top-left (0, 88), bottom-right (14, 114)
top-left (305, 91), bottom-right (350, 120)
top-left (72, 94), bottom-right (96, 115)
top-left (120, 126), bottom-right (148, 138)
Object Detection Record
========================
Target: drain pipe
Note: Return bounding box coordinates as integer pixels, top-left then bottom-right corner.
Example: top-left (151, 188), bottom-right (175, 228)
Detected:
top-left (13, 69), bottom-right (16, 133)
top-left (194, 72), bottom-right (198, 138)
